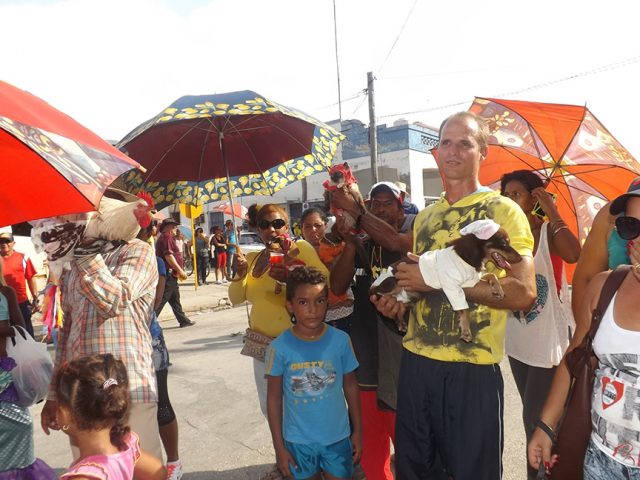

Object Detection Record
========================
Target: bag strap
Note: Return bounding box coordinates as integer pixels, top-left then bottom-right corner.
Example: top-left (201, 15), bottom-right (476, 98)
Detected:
top-left (587, 265), bottom-right (631, 341)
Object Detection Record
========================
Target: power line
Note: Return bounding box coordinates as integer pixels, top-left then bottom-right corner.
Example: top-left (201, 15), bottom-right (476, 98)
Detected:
top-left (377, 0), bottom-right (419, 74)
top-left (349, 90), bottom-right (369, 117)
top-left (315, 89), bottom-right (366, 110)
top-left (378, 54), bottom-right (640, 119)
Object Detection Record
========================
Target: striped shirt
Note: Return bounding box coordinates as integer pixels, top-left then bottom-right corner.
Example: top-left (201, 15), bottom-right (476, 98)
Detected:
top-left (50, 239), bottom-right (159, 403)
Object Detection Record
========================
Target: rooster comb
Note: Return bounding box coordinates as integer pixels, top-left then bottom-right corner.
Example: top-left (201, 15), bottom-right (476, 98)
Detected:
top-left (136, 191), bottom-right (155, 209)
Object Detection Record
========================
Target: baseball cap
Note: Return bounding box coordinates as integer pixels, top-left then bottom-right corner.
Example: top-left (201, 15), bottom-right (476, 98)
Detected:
top-left (394, 181), bottom-right (408, 194)
top-left (159, 218), bottom-right (179, 231)
top-left (610, 177), bottom-right (640, 215)
top-left (0, 232), bottom-right (14, 243)
top-left (369, 181), bottom-right (403, 203)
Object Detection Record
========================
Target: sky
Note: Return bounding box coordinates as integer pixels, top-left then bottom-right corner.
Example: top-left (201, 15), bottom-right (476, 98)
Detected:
top-left (2, 0), bottom-right (640, 158)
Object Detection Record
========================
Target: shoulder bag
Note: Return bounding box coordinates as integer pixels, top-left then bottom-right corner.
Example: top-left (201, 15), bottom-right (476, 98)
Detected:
top-left (550, 265), bottom-right (630, 480)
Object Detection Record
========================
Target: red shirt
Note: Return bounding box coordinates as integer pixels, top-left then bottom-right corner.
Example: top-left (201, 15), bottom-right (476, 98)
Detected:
top-left (2, 251), bottom-right (36, 303)
top-left (155, 233), bottom-right (184, 271)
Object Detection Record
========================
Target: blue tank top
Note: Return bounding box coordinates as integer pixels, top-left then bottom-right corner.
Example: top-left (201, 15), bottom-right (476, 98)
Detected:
top-left (608, 229), bottom-right (629, 269)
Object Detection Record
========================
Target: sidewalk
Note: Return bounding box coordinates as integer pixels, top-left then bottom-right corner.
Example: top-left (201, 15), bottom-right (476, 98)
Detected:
top-left (156, 279), bottom-right (236, 324)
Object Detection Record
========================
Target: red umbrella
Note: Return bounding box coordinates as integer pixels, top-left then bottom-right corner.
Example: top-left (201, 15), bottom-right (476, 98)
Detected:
top-left (0, 81), bottom-right (142, 226)
top-left (211, 201), bottom-right (247, 218)
top-left (469, 97), bottom-right (640, 244)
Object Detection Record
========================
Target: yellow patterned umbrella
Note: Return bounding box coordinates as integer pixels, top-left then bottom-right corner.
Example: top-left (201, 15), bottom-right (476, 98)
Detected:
top-left (117, 90), bottom-right (344, 211)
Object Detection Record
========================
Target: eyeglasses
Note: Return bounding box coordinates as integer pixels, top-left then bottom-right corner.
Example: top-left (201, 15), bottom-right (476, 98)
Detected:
top-left (615, 216), bottom-right (640, 240)
top-left (258, 218), bottom-right (287, 230)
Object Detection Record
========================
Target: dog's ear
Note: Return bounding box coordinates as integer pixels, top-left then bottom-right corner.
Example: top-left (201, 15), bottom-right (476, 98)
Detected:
top-left (449, 234), bottom-right (486, 270)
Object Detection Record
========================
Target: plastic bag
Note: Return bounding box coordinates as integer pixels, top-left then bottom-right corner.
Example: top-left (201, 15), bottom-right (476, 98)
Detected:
top-left (5, 325), bottom-right (54, 407)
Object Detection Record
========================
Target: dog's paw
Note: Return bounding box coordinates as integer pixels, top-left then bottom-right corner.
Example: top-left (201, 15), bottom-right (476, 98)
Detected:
top-left (459, 330), bottom-right (473, 343)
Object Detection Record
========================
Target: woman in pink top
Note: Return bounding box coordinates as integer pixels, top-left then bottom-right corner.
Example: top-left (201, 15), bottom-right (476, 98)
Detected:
top-left (56, 354), bottom-right (165, 480)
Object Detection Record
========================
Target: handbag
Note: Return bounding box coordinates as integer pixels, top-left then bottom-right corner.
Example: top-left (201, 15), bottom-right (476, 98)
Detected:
top-left (240, 327), bottom-right (273, 362)
top-left (550, 265), bottom-right (630, 480)
top-left (5, 325), bottom-right (54, 407)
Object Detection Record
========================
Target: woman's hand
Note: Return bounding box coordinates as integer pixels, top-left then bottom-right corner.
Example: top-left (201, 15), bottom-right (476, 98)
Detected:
top-left (527, 426), bottom-right (558, 475)
top-left (531, 187), bottom-right (559, 218)
top-left (268, 262), bottom-right (287, 283)
top-left (234, 253), bottom-right (248, 279)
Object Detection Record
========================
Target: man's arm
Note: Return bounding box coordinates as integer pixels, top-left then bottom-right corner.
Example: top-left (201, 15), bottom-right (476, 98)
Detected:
top-left (359, 211), bottom-right (413, 253)
top-left (330, 188), bottom-right (412, 253)
top-left (463, 255), bottom-right (536, 311)
top-left (395, 252), bottom-right (536, 311)
top-left (343, 372), bottom-right (362, 464)
top-left (163, 253), bottom-right (185, 278)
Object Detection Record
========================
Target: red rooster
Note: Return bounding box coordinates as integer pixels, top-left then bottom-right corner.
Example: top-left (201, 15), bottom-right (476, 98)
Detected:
top-left (84, 192), bottom-right (155, 241)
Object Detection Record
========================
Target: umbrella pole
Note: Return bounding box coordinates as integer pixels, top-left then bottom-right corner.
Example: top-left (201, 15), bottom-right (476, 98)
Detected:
top-left (220, 132), bottom-right (240, 259)
top-left (191, 214), bottom-right (198, 291)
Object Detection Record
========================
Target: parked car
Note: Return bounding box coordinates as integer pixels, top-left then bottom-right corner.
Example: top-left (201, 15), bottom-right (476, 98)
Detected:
top-left (238, 231), bottom-right (264, 254)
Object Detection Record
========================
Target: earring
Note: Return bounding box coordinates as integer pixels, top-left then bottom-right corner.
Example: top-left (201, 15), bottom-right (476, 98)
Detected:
top-left (290, 314), bottom-right (297, 324)
top-left (62, 424), bottom-right (69, 432)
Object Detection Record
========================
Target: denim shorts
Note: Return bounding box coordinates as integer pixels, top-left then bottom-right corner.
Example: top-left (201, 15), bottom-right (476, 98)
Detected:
top-left (284, 437), bottom-right (353, 479)
top-left (584, 438), bottom-right (640, 480)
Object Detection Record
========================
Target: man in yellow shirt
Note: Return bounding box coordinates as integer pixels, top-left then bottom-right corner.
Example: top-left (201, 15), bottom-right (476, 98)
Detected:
top-left (374, 112), bottom-right (536, 480)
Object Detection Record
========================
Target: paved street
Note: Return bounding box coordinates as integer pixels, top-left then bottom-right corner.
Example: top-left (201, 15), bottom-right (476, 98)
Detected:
top-left (32, 281), bottom-right (528, 479)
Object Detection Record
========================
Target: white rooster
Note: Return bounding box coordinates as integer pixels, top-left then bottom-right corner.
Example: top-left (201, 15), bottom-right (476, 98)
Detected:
top-left (84, 191), bottom-right (156, 241)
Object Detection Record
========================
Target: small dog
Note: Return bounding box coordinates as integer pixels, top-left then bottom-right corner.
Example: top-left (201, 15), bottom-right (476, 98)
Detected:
top-left (370, 219), bottom-right (522, 342)
top-left (323, 162), bottom-right (364, 232)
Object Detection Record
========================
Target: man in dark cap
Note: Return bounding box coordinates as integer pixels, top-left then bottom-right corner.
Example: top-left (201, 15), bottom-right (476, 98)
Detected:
top-left (155, 219), bottom-right (195, 328)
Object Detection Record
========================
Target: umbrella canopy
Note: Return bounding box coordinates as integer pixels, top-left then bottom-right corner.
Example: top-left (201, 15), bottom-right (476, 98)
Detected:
top-left (211, 201), bottom-right (247, 218)
top-left (470, 97), bottom-right (640, 244)
top-left (0, 81), bottom-right (142, 226)
top-left (178, 225), bottom-right (192, 240)
top-left (117, 90), bottom-right (344, 210)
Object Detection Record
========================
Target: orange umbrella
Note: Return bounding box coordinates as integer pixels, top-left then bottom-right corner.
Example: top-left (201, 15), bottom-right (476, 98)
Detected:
top-left (471, 97), bottom-right (640, 246)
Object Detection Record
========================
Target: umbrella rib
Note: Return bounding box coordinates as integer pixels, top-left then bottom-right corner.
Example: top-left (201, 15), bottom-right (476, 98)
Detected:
top-left (225, 119), bottom-right (276, 196)
top-left (196, 125), bottom-right (213, 204)
top-left (550, 107), bottom-right (588, 178)
top-left (142, 119), bottom-right (209, 180)
top-left (253, 115), bottom-right (316, 153)
top-left (547, 164), bottom-right (639, 199)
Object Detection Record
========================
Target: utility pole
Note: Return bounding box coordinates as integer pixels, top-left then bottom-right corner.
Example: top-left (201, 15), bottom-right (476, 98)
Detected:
top-left (367, 71), bottom-right (379, 184)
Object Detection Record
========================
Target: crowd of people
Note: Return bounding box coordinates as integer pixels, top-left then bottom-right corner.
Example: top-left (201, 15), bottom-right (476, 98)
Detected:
top-left (0, 111), bottom-right (639, 480)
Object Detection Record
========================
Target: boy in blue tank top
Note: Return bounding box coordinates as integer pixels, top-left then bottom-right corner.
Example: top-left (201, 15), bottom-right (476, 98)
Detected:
top-left (265, 267), bottom-right (362, 480)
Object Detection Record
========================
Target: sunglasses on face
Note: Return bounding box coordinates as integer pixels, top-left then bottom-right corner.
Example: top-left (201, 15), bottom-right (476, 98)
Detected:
top-left (258, 218), bottom-right (287, 230)
top-left (615, 216), bottom-right (640, 240)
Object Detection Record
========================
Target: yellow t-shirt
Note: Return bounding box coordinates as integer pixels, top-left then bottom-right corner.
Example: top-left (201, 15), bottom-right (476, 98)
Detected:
top-left (228, 240), bottom-right (330, 339)
top-left (403, 190), bottom-right (533, 364)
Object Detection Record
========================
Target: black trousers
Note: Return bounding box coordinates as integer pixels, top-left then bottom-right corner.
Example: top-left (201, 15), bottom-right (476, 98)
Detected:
top-left (197, 255), bottom-right (209, 285)
top-left (155, 274), bottom-right (191, 326)
top-left (395, 350), bottom-right (504, 480)
top-left (508, 356), bottom-right (556, 480)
